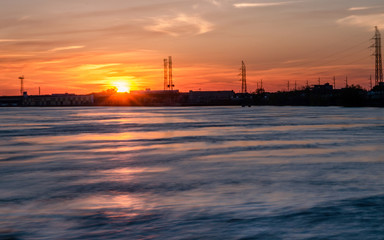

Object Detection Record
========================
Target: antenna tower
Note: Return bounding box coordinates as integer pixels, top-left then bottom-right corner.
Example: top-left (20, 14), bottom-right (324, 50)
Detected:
top-left (373, 26), bottom-right (383, 85)
top-left (19, 75), bottom-right (24, 95)
top-left (168, 56), bottom-right (174, 90)
top-left (241, 61), bottom-right (247, 93)
top-left (163, 58), bottom-right (168, 90)
top-left (345, 75), bottom-right (348, 88)
top-left (370, 75), bottom-right (373, 89)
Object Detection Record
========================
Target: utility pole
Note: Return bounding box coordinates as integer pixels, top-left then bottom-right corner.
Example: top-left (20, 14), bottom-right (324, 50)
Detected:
top-left (345, 75), bottom-right (348, 88)
top-left (39, 87), bottom-right (41, 95)
top-left (333, 76), bottom-right (336, 89)
top-left (241, 61), bottom-right (247, 93)
top-left (163, 58), bottom-right (168, 90)
top-left (318, 78), bottom-right (321, 85)
top-left (370, 75), bottom-right (373, 89)
top-left (373, 26), bottom-right (383, 86)
top-left (294, 81), bottom-right (297, 91)
top-left (19, 75), bottom-right (24, 95)
top-left (168, 56), bottom-right (174, 90)
top-left (287, 81), bottom-right (290, 91)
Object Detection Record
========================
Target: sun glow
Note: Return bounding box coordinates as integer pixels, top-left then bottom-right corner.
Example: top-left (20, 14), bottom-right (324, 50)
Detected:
top-left (113, 81), bottom-right (131, 93)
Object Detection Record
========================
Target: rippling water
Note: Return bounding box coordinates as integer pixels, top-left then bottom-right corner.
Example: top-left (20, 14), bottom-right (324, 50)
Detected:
top-left (1, 106), bottom-right (384, 239)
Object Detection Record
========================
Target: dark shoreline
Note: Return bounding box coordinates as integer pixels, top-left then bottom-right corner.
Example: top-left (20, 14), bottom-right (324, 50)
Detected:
top-left (2, 84), bottom-right (384, 108)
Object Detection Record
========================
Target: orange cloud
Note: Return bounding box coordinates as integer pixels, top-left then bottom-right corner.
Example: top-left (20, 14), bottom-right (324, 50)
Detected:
top-left (337, 14), bottom-right (384, 29)
top-left (146, 14), bottom-right (214, 36)
top-left (234, 1), bottom-right (295, 8)
top-left (49, 46), bottom-right (85, 52)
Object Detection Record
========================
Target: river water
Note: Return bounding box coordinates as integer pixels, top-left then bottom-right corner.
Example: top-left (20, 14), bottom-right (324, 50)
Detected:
top-left (1, 106), bottom-right (384, 239)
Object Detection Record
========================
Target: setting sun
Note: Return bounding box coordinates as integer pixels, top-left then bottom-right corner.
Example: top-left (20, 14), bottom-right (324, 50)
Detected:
top-left (113, 81), bottom-right (130, 93)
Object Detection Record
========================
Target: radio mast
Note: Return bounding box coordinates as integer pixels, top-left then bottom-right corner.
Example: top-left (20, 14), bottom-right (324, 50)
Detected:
top-left (241, 61), bottom-right (247, 93)
top-left (19, 75), bottom-right (24, 95)
top-left (163, 58), bottom-right (168, 90)
top-left (373, 26), bottom-right (383, 85)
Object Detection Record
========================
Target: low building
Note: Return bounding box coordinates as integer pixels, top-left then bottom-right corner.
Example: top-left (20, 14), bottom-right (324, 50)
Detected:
top-left (187, 91), bottom-right (235, 105)
top-left (312, 83), bottom-right (333, 94)
top-left (130, 89), bottom-right (181, 106)
top-left (0, 96), bottom-right (23, 107)
top-left (22, 93), bottom-right (94, 106)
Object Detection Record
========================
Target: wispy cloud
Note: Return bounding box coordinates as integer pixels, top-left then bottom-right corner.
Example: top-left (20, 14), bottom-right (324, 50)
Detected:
top-left (337, 14), bottom-right (384, 29)
top-left (146, 14), bottom-right (214, 37)
top-left (234, 1), bottom-right (293, 8)
top-left (0, 54), bottom-right (34, 58)
top-left (207, 0), bottom-right (222, 6)
top-left (348, 7), bottom-right (373, 11)
top-left (283, 59), bottom-right (306, 64)
top-left (18, 16), bottom-right (30, 22)
top-left (0, 39), bottom-right (44, 43)
top-left (49, 46), bottom-right (85, 52)
top-left (76, 63), bottom-right (121, 71)
top-left (38, 60), bottom-right (64, 65)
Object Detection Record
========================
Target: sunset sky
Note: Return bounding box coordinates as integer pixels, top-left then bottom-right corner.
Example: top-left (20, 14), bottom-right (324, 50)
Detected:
top-left (1, 0), bottom-right (384, 95)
